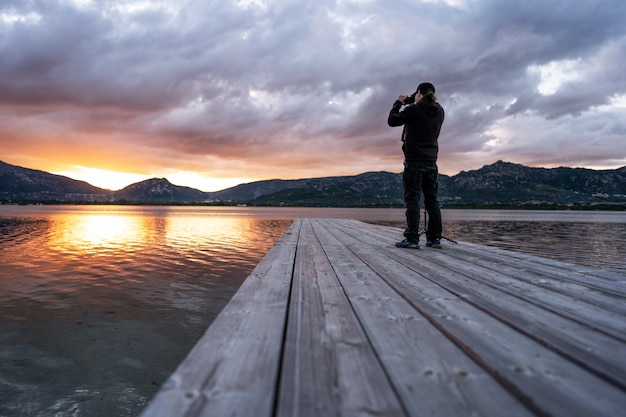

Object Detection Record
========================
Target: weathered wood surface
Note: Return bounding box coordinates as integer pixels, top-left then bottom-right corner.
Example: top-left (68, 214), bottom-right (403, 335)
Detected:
top-left (140, 218), bottom-right (626, 417)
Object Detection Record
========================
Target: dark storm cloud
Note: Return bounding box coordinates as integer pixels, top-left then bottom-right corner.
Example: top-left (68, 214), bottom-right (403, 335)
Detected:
top-left (1, 0), bottom-right (625, 183)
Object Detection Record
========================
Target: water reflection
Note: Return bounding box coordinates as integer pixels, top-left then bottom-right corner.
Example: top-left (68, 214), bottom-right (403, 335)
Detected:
top-left (0, 207), bottom-right (292, 417)
top-left (49, 214), bottom-right (146, 253)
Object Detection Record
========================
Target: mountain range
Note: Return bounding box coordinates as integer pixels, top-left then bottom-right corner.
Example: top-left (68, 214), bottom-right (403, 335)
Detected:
top-left (1, 160), bottom-right (625, 208)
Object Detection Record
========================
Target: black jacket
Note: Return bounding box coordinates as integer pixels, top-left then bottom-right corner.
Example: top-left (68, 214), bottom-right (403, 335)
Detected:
top-left (388, 99), bottom-right (445, 164)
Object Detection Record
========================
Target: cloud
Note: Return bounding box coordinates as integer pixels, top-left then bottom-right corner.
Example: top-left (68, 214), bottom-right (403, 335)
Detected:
top-left (1, 0), bottom-right (625, 190)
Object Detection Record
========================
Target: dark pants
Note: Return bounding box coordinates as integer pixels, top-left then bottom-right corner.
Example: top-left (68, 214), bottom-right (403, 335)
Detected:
top-left (402, 162), bottom-right (442, 243)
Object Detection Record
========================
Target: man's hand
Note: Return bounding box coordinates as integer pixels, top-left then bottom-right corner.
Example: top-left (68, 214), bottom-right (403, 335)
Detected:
top-left (398, 95), bottom-right (408, 104)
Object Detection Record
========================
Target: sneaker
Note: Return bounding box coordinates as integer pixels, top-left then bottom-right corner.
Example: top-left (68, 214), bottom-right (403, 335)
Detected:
top-left (426, 239), bottom-right (442, 249)
top-left (396, 239), bottom-right (420, 249)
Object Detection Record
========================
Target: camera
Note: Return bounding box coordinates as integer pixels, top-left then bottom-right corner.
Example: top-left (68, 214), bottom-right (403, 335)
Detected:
top-left (404, 92), bottom-right (416, 105)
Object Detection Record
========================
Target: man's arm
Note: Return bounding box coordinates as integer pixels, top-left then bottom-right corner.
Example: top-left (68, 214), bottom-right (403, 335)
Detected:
top-left (388, 97), bottom-right (407, 127)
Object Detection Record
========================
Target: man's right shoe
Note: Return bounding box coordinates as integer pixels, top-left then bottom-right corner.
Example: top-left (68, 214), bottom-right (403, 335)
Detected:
top-left (396, 239), bottom-right (420, 249)
top-left (426, 239), bottom-right (442, 249)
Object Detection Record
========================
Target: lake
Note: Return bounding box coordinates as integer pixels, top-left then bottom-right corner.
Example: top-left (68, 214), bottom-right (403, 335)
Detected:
top-left (1, 205), bottom-right (624, 416)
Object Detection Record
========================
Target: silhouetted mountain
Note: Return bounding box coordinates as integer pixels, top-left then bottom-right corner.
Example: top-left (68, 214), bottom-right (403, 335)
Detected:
top-left (233, 172), bottom-right (407, 207)
top-left (113, 178), bottom-right (207, 203)
top-left (443, 161), bottom-right (626, 205)
top-left (206, 178), bottom-right (303, 201)
top-left (1, 159), bottom-right (625, 208)
top-left (0, 160), bottom-right (110, 202)
top-left (215, 161), bottom-right (625, 208)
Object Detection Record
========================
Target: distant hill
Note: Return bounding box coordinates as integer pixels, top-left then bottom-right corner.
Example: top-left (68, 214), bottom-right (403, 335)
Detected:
top-left (442, 161), bottom-right (626, 206)
top-left (113, 178), bottom-right (207, 203)
top-left (0, 160), bottom-right (110, 202)
top-left (238, 172), bottom-right (403, 207)
top-left (1, 159), bottom-right (625, 208)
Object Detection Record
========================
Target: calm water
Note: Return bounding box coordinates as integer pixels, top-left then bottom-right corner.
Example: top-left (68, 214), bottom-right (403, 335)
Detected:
top-left (1, 206), bottom-right (625, 417)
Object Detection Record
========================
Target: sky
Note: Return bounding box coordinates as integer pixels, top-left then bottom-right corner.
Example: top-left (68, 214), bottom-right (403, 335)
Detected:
top-left (1, 0), bottom-right (625, 191)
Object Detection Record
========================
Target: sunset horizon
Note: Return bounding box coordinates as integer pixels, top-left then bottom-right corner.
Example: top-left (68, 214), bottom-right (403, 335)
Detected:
top-left (3, 157), bottom-right (624, 194)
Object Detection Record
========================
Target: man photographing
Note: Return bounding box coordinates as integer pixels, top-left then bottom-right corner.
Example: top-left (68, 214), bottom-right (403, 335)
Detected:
top-left (388, 82), bottom-right (445, 249)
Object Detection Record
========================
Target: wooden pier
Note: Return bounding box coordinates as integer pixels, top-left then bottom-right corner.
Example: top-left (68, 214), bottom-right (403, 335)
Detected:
top-left (140, 218), bottom-right (626, 417)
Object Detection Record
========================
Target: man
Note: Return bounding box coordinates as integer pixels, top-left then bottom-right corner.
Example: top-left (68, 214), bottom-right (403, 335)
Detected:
top-left (388, 82), bottom-right (445, 249)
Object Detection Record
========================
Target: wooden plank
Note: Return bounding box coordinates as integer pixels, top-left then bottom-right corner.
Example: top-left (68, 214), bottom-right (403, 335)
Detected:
top-left (309, 219), bottom-right (535, 417)
top-left (452, 242), bottom-right (626, 295)
top-left (426, 248), bottom-right (626, 329)
top-left (140, 219), bottom-right (302, 417)
top-left (319, 219), bottom-right (626, 417)
top-left (376, 245), bottom-right (626, 389)
top-left (357, 219), bottom-right (626, 289)
top-left (440, 245), bottom-right (626, 315)
top-left (276, 219), bottom-right (405, 417)
top-left (335, 221), bottom-right (626, 329)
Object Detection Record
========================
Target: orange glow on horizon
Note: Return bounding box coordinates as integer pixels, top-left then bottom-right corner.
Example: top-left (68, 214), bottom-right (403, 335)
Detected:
top-left (53, 167), bottom-right (152, 191)
top-left (52, 166), bottom-right (256, 192)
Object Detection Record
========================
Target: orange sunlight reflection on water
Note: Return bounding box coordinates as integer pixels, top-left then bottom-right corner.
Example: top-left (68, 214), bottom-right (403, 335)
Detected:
top-left (1, 206), bottom-right (291, 308)
top-left (48, 214), bottom-right (146, 254)
top-left (45, 210), bottom-right (254, 255)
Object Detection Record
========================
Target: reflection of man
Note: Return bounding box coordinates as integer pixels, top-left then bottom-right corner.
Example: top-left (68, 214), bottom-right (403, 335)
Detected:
top-left (388, 82), bottom-right (445, 249)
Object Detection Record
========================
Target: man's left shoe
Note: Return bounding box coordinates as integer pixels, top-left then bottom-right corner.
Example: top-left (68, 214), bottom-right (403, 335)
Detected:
top-left (396, 239), bottom-right (420, 249)
top-left (426, 239), bottom-right (442, 249)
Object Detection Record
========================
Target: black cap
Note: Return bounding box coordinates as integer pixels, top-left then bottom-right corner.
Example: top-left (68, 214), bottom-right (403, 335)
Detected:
top-left (416, 82), bottom-right (435, 94)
